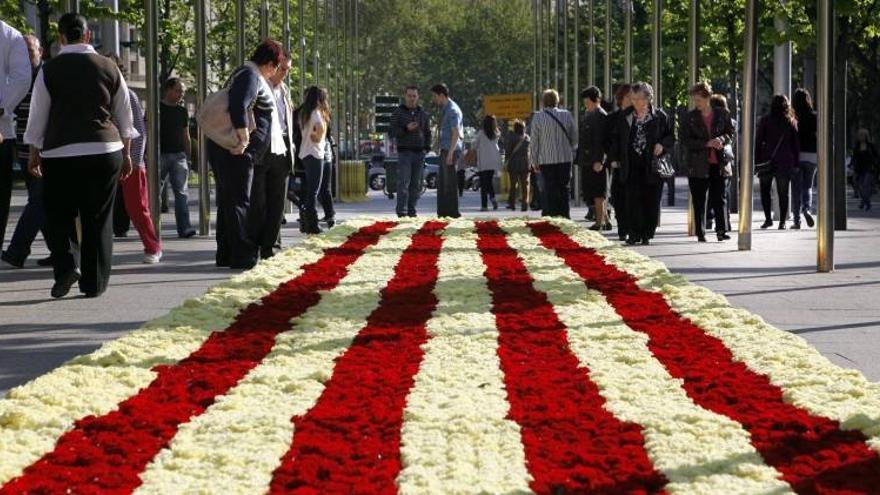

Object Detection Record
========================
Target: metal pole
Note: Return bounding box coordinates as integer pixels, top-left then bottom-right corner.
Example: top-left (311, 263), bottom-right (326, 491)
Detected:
top-left (587, 0), bottom-right (595, 87)
top-left (63, 0), bottom-right (79, 12)
top-left (236, 0), bottom-right (246, 65)
top-left (260, 0), bottom-right (269, 39)
top-left (299, 0), bottom-right (306, 100)
top-left (624, 0), bottom-right (632, 83)
top-left (817, 0), bottom-right (834, 272)
top-left (314, 0), bottom-right (320, 85)
top-left (652, 0), bottom-right (662, 108)
top-left (603, 0), bottom-right (611, 97)
top-left (773, 14), bottom-right (792, 98)
top-left (534, 0), bottom-right (539, 109)
top-left (833, 16), bottom-right (847, 230)
top-left (283, 0), bottom-right (291, 54)
top-left (195, 0), bottom-right (210, 236)
top-left (563, 0), bottom-right (569, 106)
top-left (354, 0), bottom-right (359, 160)
top-left (555, 0), bottom-right (560, 89)
top-left (687, 0), bottom-right (699, 236)
top-left (738, 0), bottom-right (757, 251)
top-left (145, 0), bottom-right (161, 236)
top-left (573, 0), bottom-right (582, 207)
top-left (546, 0), bottom-right (552, 88)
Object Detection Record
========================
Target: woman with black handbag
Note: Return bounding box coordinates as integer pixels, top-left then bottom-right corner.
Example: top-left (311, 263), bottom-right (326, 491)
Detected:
top-left (755, 95), bottom-right (800, 230)
top-left (682, 82), bottom-right (735, 242)
top-left (608, 82), bottom-right (674, 245)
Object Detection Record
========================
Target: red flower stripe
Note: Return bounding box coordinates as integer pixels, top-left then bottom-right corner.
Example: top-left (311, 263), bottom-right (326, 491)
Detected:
top-left (475, 220), bottom-right (668, 495)
top-left (267, 220), bottom-right (446, 495)
top-left (0, 221), bottom-right (397, 495)
top-left (529, 220), bottom-right (880, 494)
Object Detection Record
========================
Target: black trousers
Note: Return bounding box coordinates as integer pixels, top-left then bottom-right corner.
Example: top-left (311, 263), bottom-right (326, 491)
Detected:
top-left (610, 168), bottom-right (628, 236)
top-left (208, 140), bottom-right (258, 267)
top-left (0, 139), bottom-right (16, 248)
top-left (689, 165), bottom-right (729, 237)
top-left (478, 170), bottom-right (496, 207)
top-left (42, 151), bottom-right (121, 295)
top-left (113, 185), bottom-right (130, 236)
top-left (759, 167), bottom-right (799, 223)
top-left (248, 149), bottom-right (290, 257)
top-left (625, 173), bottom-right (663, 241)
top-left (539, 162), bottom-right (571, 218)
top-left (318, 160), bottom-right (335, 220)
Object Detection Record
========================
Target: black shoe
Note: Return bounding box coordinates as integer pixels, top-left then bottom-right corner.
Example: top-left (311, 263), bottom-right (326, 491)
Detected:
top-left (760, 220), bottom-right (773, 229)
top-left (588, 223), bottom-right (602, 231)
top-left (230, 260), bottom-right (257, 270)
top-left (521, 205), bottom-right (528, 212)
top-left (804, 211), bottom-right (815, 227)
top-left (37, 256), bottom-right (54, 267)
top-left (492, 199), bottom-right (498, 210)
top-left (603, 222), bottom-right (613, 231)
top-left (1, 251), bottom-right (24, 268)
top-left (325, 218), bottom-right (336, 229)
top-left (180, 229), bottom-right (197, 239)
top-left (83, 290), bottom-right (104, 299)
top-left (625, 237), bottom-right (639, 246)
top-left (161, 204), bottom-right (169, 213)
top-left (778, 222), bottom-right (787, 230)
top-left (641, 238), bottom-right (650, 245)
top-left (618, 233), bottom-right (628, 242)
top-left (706, 220), bottom-right (714, 231)
top-left (260, 248), bottom-right (275, 260)
top-left (791, 223), bottom-right (801, 230)
top-left (506, 204), bottom-right (516, 210)
top-left (717, 233), bottom-right (731, 241)
top-left (114, 231), bottom-right (128, 238)
top-left (697, 235), bottom-right (707, 243)
top-left (51, 269), bottom-right (81, 298)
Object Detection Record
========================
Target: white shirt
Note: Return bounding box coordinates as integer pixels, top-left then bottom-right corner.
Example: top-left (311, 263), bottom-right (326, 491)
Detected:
top-left (0, 20), bottom-right (31, 139)
top-left (298, 110), bottom-right (326, 160)
top-left (474, 130), bottom-right (502, 172)
top-left (24, 43), bottom-right (138, 158)
top-left (272, 85), bottom-right (288, 135)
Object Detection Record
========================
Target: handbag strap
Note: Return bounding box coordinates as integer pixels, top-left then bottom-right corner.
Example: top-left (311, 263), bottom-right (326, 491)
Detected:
top-left (767, 132), bottom-right (786, 163)
top-left (507, 137), bottom-right (526, 164)
top-left (543, 109), bottom-right (571, 143)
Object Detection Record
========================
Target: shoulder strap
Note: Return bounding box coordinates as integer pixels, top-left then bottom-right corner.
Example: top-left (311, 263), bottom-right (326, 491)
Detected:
top-left (543, 109), bottom-right (571, 142)
top-left (769, 132), bottom-right (786, 162)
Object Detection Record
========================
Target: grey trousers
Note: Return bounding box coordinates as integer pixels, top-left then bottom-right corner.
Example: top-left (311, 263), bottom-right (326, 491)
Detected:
top-left (437, 149), bottom-right (461, 218)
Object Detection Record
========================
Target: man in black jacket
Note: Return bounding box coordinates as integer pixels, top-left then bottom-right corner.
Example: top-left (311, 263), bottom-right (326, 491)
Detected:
top-left (389, 86), bottom-right (431, 217)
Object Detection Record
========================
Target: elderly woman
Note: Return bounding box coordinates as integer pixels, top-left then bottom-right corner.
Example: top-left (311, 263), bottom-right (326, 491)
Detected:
top-left (607, 82), bottom-right (674, 245)
top-left (206, 39), bottom-right (286, 269)
top-left (682, 81), bottom-right (735, 242)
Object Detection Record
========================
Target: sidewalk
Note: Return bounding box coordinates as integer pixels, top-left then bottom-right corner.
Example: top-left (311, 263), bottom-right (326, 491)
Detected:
top-left (1, 178), bottom-right (878, 396)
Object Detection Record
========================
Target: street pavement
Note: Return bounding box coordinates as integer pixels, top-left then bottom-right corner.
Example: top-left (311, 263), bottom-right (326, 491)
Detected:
top-left (1, 178), bottom-right (878, 397)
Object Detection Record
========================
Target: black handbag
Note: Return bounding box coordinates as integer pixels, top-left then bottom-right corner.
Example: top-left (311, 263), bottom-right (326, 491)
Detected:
top-left (651, 153), bottom-right (675, 179)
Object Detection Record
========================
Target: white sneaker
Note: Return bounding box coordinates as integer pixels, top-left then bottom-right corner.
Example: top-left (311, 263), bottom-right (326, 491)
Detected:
top-left (143, 251), bottom-right (163, 264)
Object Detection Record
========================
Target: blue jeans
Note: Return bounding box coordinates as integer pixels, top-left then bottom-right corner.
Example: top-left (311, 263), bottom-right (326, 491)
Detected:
top-left (799, 160), bottom-right (817, 215)
top-left (159, 152), bottom-right (194, 235)
top-left (4, 164), bottom-right (45, 262)
top-left (396, 150), bottom-right (424, 216)
top-left (302, 155), bottom-right (325, 214)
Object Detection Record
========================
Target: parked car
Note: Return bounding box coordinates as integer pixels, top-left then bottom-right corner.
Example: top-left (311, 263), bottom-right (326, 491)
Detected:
top-left (424, 153), bottom-right (439, 189)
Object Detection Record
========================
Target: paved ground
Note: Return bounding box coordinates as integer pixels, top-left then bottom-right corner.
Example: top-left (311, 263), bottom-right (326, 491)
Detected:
top-left (1, 178), bottom-right (878, 397)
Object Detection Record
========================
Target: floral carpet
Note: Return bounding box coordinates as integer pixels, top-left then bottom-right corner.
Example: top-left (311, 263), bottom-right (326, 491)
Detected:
top-left (1, 217), bottom-right (879, 494)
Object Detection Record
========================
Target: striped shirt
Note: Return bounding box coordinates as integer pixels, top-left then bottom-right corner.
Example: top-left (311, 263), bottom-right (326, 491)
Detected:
top-left (528, 107), bottom-right (578, 166)
top-left (129, 90), bottom-right (146, 167)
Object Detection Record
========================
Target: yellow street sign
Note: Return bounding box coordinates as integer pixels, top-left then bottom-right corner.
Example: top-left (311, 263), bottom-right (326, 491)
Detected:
top-left (482, 93), bottom-right (533, 120)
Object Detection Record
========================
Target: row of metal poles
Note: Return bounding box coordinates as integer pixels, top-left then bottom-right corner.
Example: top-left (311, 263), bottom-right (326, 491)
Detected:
top-left (531, 0), bottom-right (835, 272)
top-left (142, 0), bottom-right (361, 236)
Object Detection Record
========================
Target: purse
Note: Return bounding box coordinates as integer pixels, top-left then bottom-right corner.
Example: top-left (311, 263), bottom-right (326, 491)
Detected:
top-left (755, 134), bottom-right (785, 175)
top-left (651, 153), bottom-right (675, 179)
top-left (196, 67), bottom-right (257, 151)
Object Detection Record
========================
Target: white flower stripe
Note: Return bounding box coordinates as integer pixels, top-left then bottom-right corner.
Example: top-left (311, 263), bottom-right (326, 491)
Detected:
top-left (0, 222), bottom-right (365, 486)
top-left (134, 221), bottom-right (421, 494)
top-left (548, 218), bottom-right (880, 456)
top-left (501, 220), bottom-right (792, 495)
top-left (396, 219), bottom-right (533, 495)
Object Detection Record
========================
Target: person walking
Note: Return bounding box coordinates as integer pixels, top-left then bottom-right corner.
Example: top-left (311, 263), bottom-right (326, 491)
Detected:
top-left (298, 86), bottom-right (332, 234)
top-left (793, 88), bottom-right (817, 228)
top-left (159, 77), bottom-right (196, 238)
top-left (608, 82), bottom-right (674, 246)
top-left (473, 115), bottom-right (502, 211)
top-left (682, 82), bottom-right (734, 242)
top-left (0, 20), bottom-right (32, 252)
top-left (2, 34), bottom-right (47, 268)
top-left (504, 119), bottom-right (530, 211)
top-left (390, 85), bottom-right (431, 217)
top-left (24, 13), bottom-right (137, 298)
top-left (248, 51), bottom-right (293, 259)
top-left (756, 94), bottom-right (800, 230)
top-left (853, 128), bottom-right (878, 211)
top-left (606, 84), bottom-right (633, 241)
top-left (529, 89), bottom-right (577, 218)
top-left (577, 86), bottom-right (609, 231)
top-left (206, 39), bottom-right (285, 268)
top-left (432, 83), bottom-right (462, 218)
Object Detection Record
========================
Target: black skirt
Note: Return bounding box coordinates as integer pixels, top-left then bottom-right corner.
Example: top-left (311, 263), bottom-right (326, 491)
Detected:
top-left (582, 165), bottom-right (608, 200)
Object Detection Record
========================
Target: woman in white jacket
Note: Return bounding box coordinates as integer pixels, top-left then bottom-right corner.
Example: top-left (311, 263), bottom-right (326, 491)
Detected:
top-left (474, 114), bottom-right (502, 211)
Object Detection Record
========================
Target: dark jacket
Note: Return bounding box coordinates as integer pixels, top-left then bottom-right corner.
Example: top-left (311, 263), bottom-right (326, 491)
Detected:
top-left (228, 63), bottom-right (274, 158)
top-left (608, 106), bottom-right (675, 183)
top-left (756, 115), bottom-right (800, 170)
top-left (852, 142), bottom-right (879, 176)
top-left (389, 103), bottom-right (431, 152)
top-left (796, 110), bottom-right (817, 154)
top-left (577, 107), bottom-right (607, 169)
top-left (681, 107), bottom-right (735, 179)
top-left (504, 133), bottom-right (531, 174)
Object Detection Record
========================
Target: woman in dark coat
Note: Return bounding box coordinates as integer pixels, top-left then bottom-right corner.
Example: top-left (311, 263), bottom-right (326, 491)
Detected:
top-left (682, 82), bottom-right (735, 242)
top-left (755, 94), bottom-right (800, 230)
top-left (606, 84), bottom-right (633, 241)
top-left (608, 82), bottom-right (675, 245)
top-left (577, 86), bottom-right (609, 231)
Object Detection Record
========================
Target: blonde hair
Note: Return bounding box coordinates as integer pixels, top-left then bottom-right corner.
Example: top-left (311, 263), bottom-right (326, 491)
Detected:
top-left (542, 89), bottom-right (560, 108)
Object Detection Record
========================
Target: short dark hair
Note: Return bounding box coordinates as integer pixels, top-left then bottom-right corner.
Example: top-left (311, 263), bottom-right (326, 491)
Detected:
top-left (58, 13), bottom-right (88, 43)
top-left (431, 84), bottom-right (449, 97)
top-left (404, 85), bottom-right (419, 93)
top-left (614, 83), bottom-right (633, 108)
top-left (689, 81), bottom-right (713, 99)
top-left (162, 77), bottom-right (182, 93)
top-left (580, 86), bottom-right (602, 103)
top-left (250, 39), bottom-right (284, 67)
